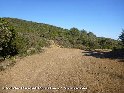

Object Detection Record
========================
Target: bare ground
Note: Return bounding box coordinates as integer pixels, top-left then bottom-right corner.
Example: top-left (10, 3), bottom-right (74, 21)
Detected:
top-left (0, 46), bottom-right (124, 93)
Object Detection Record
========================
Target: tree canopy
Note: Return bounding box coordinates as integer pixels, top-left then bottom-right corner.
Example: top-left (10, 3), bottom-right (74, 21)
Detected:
top-left (119, 29), bottom-right (124, 45)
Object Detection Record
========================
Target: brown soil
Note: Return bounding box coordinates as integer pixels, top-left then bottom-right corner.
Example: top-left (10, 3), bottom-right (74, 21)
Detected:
top-left (0, 46), bottom-right (124, 93)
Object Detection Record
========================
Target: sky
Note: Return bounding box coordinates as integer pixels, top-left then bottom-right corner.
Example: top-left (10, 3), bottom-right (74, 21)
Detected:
top-left (0, 0), bottom-right (124, 39)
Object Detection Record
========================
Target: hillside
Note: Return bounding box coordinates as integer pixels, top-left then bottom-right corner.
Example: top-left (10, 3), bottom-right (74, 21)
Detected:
top-left (1, 17), bottom-right (122, 58)
top-left (0, 46), bottom-right (124, 93)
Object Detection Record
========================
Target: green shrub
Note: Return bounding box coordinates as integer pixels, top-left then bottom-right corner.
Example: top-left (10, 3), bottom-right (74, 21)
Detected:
top-left (0, 18), bottom-right (17, 59)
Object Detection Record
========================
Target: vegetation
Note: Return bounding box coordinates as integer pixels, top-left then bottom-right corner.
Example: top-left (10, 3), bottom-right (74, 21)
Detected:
top-left (0, 18), bottom-right (17, 59)
top-left (119, 29), bottom-right (124, 45)
top-left (0, 17), bottom-right (123, 59)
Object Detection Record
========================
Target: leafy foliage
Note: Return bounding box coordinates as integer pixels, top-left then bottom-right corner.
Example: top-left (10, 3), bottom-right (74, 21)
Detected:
top-left (0, 18), bottom-right (17, 59)
top-left (0, 17), bottom-right (122, 59)
top-left (119, 29), bottom-right (124, 45)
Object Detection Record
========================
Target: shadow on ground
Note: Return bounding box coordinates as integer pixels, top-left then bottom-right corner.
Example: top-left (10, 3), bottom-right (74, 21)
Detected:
top-left (83, 49), bottom-right (124, 62)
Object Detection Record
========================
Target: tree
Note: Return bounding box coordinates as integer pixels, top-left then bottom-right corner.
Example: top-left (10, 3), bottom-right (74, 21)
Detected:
top-left (0, 18), bottom-right (17, 59)
top-left (68, 28), bottom-right (80, 45)
top-left (119, 29), bottom-right (124, 45)
top-left (80, 30), bottom-right (88, 43)
top-left (69, 27), bottom-right (80, 37)
top-left (87, 32), bottom-right (99, 49)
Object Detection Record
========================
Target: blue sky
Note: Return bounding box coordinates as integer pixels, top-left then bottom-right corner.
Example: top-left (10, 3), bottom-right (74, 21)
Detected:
top-left (0, 0), bottom-right (124, 39)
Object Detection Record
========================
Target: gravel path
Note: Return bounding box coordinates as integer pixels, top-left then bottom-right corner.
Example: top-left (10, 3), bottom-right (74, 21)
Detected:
top-left (0, 47), bottom-right (124, 93)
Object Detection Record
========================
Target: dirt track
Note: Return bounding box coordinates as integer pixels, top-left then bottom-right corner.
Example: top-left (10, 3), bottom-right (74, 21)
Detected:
top-left (0, 46), bottom-right (124, 93)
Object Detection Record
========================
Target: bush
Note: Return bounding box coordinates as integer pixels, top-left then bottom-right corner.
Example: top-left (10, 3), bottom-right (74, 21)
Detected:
top-left (0, 18), bottom-right (17, 59)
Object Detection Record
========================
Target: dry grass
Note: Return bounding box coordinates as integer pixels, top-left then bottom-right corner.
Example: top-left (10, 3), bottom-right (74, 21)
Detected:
top-left (0, 46), bottom-right (124, 93)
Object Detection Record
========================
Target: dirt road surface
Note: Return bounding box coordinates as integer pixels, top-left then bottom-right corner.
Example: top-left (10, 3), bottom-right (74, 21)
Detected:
top-left (0, 46), bottom-right (124, 93)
